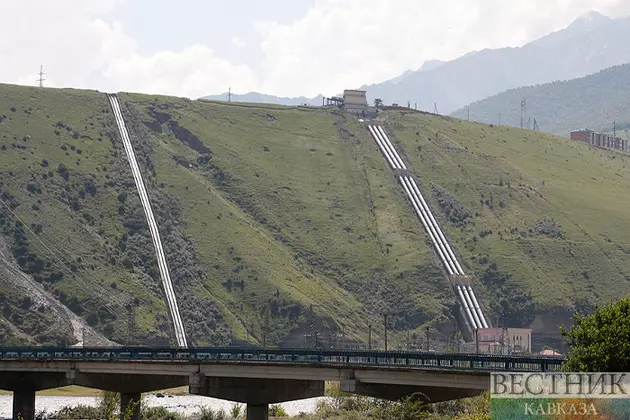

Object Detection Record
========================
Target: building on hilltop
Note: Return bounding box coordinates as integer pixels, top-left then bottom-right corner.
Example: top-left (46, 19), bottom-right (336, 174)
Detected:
top-left (343, 89), bottom-right (373, 117)
top-left (570, 129), bottom-right (627, 152)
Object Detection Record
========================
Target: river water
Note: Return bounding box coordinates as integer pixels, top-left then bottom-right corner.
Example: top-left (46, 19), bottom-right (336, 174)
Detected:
top-left (0, 394), bottom-right (324, 418)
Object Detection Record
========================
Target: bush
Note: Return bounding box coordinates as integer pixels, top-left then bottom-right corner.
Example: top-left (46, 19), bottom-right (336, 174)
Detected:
top-left (532, 219), bottom-right (565, 239)
top-left (431, 184), bottom-right (471, 227)
top-left (269, 404), bottom-right (287, 417)
top-left (57, 163), bottom-right (69, 181)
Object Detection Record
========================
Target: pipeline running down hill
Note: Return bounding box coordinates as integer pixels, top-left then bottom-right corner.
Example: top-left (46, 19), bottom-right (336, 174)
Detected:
top-left (107, 94), bottom-right (188, 347)
top-left (368, 125), bottom-right (489, 330)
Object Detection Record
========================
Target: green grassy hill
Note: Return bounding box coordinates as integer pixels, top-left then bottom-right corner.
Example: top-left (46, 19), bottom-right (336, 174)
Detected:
top-left (385, 110), bottom-right (630, 346)
top-left (2, 83), bottom-right (629, 350)
top-left (451, 63), bottom-right (630, 137)
top-left (0, 84), bottom-right (451, 348)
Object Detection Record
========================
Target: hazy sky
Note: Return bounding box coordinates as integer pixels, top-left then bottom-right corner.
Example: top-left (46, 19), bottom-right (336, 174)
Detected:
top-left (2, 0), bottom-right (630, 98)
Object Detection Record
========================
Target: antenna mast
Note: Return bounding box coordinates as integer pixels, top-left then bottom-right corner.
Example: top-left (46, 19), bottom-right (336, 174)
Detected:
top-left (37, 65), bottom-right (45, 88)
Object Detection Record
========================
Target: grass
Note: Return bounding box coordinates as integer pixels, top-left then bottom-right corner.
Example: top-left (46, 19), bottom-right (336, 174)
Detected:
top-left (3, 82), bottom-right (629, 348)
top-left (385, 110), bottom-right (630, 340)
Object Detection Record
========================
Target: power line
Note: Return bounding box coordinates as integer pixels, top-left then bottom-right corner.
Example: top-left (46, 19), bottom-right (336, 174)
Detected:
top-left (37, 65), bottom-right (45, 88)
top-left (0, 195), bottom-right (127, 313)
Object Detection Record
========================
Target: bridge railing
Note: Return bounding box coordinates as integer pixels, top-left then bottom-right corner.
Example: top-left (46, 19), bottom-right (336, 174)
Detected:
top-left (0, 347), bottom-right (563, 372)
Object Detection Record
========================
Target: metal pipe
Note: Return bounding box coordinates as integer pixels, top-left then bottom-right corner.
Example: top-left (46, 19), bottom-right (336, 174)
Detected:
top-left (468, 286), bottom-right (489, 328)
top-left (408, 178), bottom-right (465, 275)
top-left (399, 177), bottom-right (454, 275)
top-left (377, 126), bottom-right (407, 170)
top-left (456, 285), bottom-right (477, 329)
top-left (402, 177), bottom-right (458, 274)
top-left (368, 125), bottom-right (398, 170)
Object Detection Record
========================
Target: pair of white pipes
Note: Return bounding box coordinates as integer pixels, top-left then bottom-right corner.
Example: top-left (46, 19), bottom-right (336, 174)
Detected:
top-left (367, 125), bottom-right (489, 329)
top-left (108, 94), bottom-right (188, 347)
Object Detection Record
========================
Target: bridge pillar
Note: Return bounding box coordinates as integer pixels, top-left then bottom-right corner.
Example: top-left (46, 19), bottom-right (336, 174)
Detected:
top-left (120, 392), bottom-right (141, 420)
top-left (246, 404), bottom-right (269, 420)
top-left (12, 389), bottom-right (35, 420)
top-left (190, 374), bottom-right (324, 420)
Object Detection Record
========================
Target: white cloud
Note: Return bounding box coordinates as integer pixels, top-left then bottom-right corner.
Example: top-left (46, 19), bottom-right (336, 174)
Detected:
top-left (3, 0), bottom-right (630, 98)
top-left (231, 37), bottom-right (247, 49)
top-left (256, 0), bottom-right (630, 97)
top-left (105, 45), bottom-right (257, 99)
top-left (0, 0), bottom-right (255, 98)
top-left (0, 0), bottom-right (130, 89)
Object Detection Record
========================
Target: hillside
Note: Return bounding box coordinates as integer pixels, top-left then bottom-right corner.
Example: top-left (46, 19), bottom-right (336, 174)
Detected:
top-left (3, 84), bottom-right (630, 350)
top-left (0, 83), bottom-right (452, 348)
top-left (361, 11), bottom-right (630, 114)
top-left (384, 110), bottom-right (630, 347)
top-left (450, 63), bottom-right (630, 136)
top-left (200, 92), bottom-right (325, 107)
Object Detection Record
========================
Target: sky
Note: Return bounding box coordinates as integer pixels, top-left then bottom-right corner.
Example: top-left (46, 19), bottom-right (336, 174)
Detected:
top-left (2, 0), bottom-right (630, 99)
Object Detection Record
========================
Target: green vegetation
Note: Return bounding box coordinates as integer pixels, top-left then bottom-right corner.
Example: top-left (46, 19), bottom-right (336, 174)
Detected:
top-left (562, 297), bottom-right (630, 372)
top-left (386, 110), bottom-right (630, 345)
top-left (0, 83), bottom-right (449, 347)
top-left (3, 81), bottom-right (630, 348)
top-left (24, 388), bottom-right (491, 420)
top-left (451, 63), bottom-right (630, 136)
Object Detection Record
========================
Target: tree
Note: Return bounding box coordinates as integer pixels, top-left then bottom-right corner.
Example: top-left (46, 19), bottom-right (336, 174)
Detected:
top-left (561, 297), bottom-right (630, 372)
top-left (374, 98), bottom-right (384, 109)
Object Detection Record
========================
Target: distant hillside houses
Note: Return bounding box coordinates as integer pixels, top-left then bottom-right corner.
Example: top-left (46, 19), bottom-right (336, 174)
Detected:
top-left (570, 129), bottom-right (628, 152)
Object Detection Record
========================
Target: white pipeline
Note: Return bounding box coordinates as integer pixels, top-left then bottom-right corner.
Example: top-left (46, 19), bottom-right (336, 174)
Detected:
top-left (375, 126), bottom-right (407, 170)
top-left (461, 285), bottom-right (482, 329)
top-left (402, 177), bottom-right (458, 274)
top-left (368, 124), bottom-right (490, 330)
top-left (408, 178), bottom-right (465, 275)
top-left (456, 286), bottom-right (477, 329)
top-left (368, 125), bottom-right (398, 170)
top-left (107, 94), bottom-right (188, 348)
top-left (399, 177), bottom-right (454, 276)
top-left (468, 286), bottom-right (489, 328)
top-left (377, 126), bottom-right (407, 170)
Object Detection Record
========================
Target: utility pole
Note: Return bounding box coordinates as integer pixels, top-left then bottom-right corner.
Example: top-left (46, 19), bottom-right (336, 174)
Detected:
top-left (383, 314), bottom-right (388, 351)
top-left (368, 324), bottom-right (372, 350)
top-left (228, 87), bottom-right (231, 102)
top-left (425, 327), bottom-right (430, 352)
top-left (614, 121), bottom-right (617, 139)
top-left (434, 102), bottom-right (439, 115)
top-left (520, 98), bottom-right (527, 129)
top-left (126, 301), bottom-right (136, 346)
top-left (467, 106), bottom-right (470, 121)
top-left (414, 102), bottom-right (417, 111)
top-left (37, 65), bottom-right (45, 88)
top-left (498, 113), bottom-right (501, 126)
top-left (475, 328), bottom-right (480, 354)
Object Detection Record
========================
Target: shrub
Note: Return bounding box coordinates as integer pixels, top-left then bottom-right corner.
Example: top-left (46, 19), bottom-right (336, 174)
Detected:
top-left (57, 163), bottom-right (69, 181)
top-left (532, 219), bottom-right (565, 239)
top-left (431, 184), bottom-right (471, 227)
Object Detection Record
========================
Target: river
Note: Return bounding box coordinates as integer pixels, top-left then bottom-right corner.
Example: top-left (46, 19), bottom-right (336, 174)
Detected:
top-left (0, 394), bottom-right (324, 418)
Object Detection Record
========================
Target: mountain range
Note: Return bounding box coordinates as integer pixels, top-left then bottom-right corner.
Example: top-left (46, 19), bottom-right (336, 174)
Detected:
top-left (203, 11), bottom-right (630, 116)
top-left (450, 62), bottom-right (630, 136)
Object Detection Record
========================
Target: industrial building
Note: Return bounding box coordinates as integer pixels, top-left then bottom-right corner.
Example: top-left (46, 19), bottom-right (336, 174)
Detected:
top-left (473, 327), bottom-right (533, 354)
top-left (570, 129), bottom-right (627, 151)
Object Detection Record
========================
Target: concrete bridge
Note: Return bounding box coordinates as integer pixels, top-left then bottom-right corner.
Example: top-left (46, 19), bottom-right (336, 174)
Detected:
top-left (0, 347), bottom-right (563, 420)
